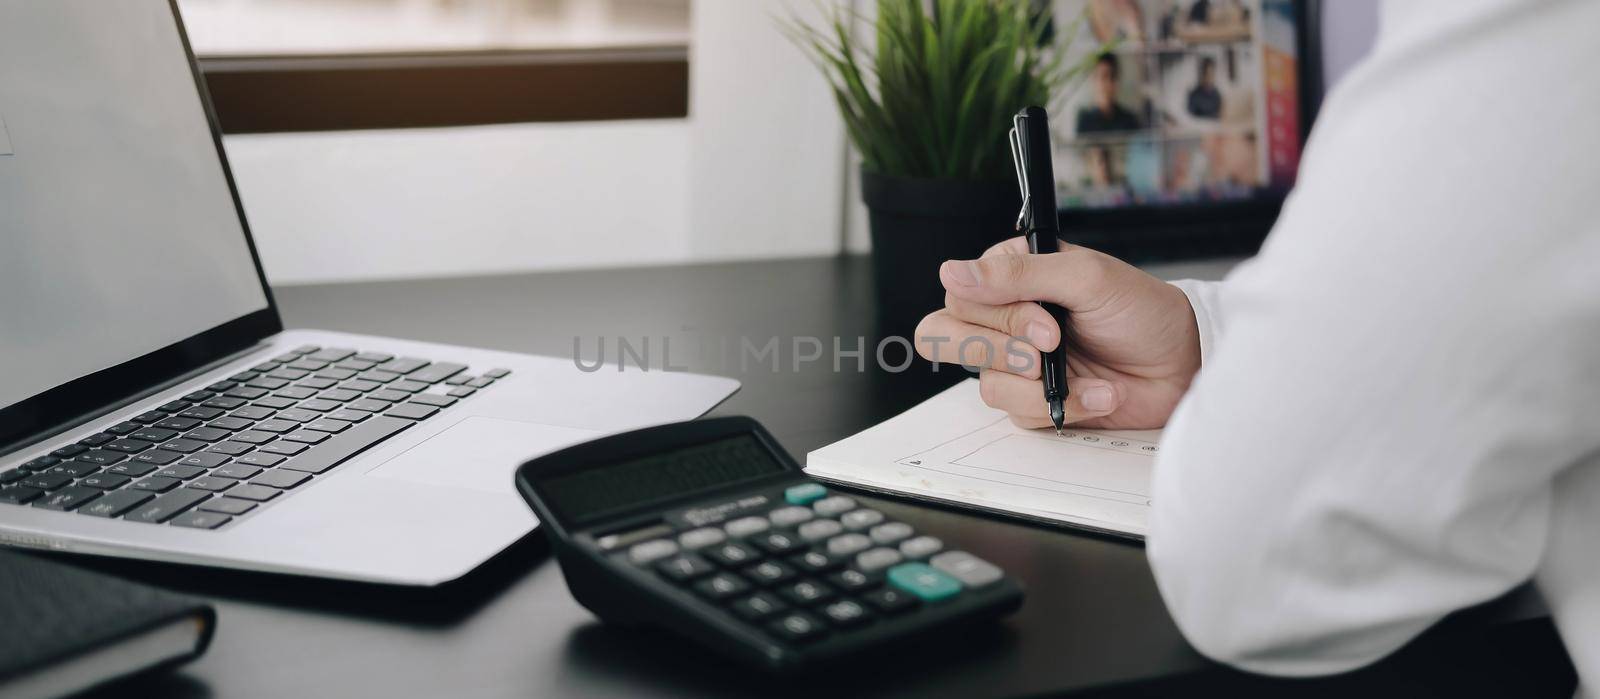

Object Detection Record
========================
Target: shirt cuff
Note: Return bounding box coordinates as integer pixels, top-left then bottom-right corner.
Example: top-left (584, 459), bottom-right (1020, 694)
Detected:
top-left (1170, 279), bottom-right (1222, 366)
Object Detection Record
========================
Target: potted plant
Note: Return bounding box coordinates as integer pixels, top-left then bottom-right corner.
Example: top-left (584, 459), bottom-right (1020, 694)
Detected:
top-left (788, 0), bottom-right (1099, 336)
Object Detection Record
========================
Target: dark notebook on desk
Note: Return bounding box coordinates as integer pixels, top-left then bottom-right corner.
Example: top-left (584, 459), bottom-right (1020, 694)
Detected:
top-left (0, 551), bottom-right (215, 699)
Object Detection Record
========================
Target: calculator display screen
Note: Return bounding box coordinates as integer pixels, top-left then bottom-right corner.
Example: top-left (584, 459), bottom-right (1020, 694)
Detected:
top-left (542, 434), bottom-right (784, 524)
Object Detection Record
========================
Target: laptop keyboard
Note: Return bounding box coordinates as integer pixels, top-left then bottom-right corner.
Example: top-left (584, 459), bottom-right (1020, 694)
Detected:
top-left (0, 345), bottom-right (510, 531)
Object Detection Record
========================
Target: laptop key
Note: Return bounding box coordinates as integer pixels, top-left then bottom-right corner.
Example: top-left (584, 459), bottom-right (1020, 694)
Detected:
top-left (341, 379), bottom-right (382, 393)
top-left (80, 473), bottom-right (132, 490)
top-left (155, 465), bottom-right (206, 480)
top-left (466, 377), bottom-right (495, 388)
top-left (287, 359), bottom-right (328, 371)
top-left (206, 381), bottom-right (239, 393)
top-left (154, 416), bottom-right (202, 431)
top-left (327, 409), bottom-right (372, 423)
top-left (446, 387), bottom-right (476, 398)
top-left (275, 387), bottom-right (317, 401)
top-left (275, 409), bottom-right (319, 423)
top-left (444, 375), bottom-right (471, 386)
top-left (254, 396), bottom-right (296, 409)
top-left (307, 347), bottom-right (357, 363)
top-left (361, 369), bottom-right (402, 384)
top-left (199, 497), bottom-right (257, 515)
top-left (231, 431), bottom-right (276, 445)
top-left (130, 427), bottom-right (180, 443)
top-left (214, 464), bottom-right (261, 480)
top-left (126, 489), bottom-right (210, 523)
top-left (108, 461), bottom-right (159, 477)
top-left (235, 453), bottom-right (285, 468)
top-left (156, 400), bottom-right (191, 413)
top-left (132, 477), bottom-right (181, 493)
top-left (409, 394), bottom-right (457, 408)
top-left (209, 441), bottom-right (253, 456)
top-left (253, 420), bottom-right (298, 434)
top-left (319, 389), bottom-right (361, 403)
top-left (208, 417), bottom-right (254, 431)
top-left (314, 368), bottom-right (357, 381)
top-left (231, 406), bottom-right (275, 420)
top-left (390, 381), bottom-right (428, 394)
top-left (176, 406), bottom-right (225, 421)
top-left (103, 438), bottom-right (154, 454)
top-left (354, 351), bottom-right (393, 363)
top-left (305, 419), bottom-right (352, 434)
top-left (252, 470), bottom-right (310, 490)
top-left (0, 486), bottom-right (44, 504)
top-left (292, 344), bottom-right (321, 355)
top-left (202, 396), bottom-right (247, 410)
top-left (183, 391), bottom-right (216, 403)
top-left (158, 439), bottom-right (206, 454)
top-left (246, 377), bottom-right (290, 390)
top-left (379, 358), bottom-right (429, 375)
top-left (79, 489), bottom-right (154, 517)
top-left (185, 427), bottom-right (231, 442)
top-left (78, 433), bottom-right (116, 447)
top-left (130, 410), bottom-right (167, 424)
top-left (50, 444), bottom-right (89, 459)
top-left (484, 368), bottom-right (511, 379)
top-left (407, 363), bottom-right (468, 384)
top-left (297, 377), bottom-right (338, 390)
top-left (0, 470), bottom-right (27, 485)
top-left (333, 359), bottom-right (375, 372)
top-left (225, 386), bottom-right (269, 400)
top-left (226, 484), bottom-right (282, 502)
top-left (180, 453), bottom-right (231, 469)
top-left (20, 456), bottom-right (60, 471)
top-left (347, 399), bottom-right (391, 413)
top-left (266, 368), bottom-right (310, 381)
top-left (258, 442), bottom-right (307, 456)
top-left (132, 450), bottom-right (183, 466)
top-left (33, 486), bottom-right (102, 511)
top-left (252, 362), bottom-right (281, 373)
top-left (386, 403), bottom-right (439, 420)
top-left (106, 421), bottom-right (141, 435)
top-left (283, 430), bottom-right (329, 445)
top-left (297, 399), bottom-right (341, 413)
top-left (188, 477), bottom-right (238, 492)
top-left (76, 450), bottom-right (128, 466)
top-left (170, 511), bottom-right (232, 530)
top-left (49, 462), bottom-right (100, 477)
top-left (228, 371), bottom-right (261, 383)
top-left (275, 416), bottom-right (411, 475)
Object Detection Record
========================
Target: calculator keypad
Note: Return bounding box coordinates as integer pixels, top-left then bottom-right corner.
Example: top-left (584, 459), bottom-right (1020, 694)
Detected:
top-left (619, 484), bottom-right (1008, 647)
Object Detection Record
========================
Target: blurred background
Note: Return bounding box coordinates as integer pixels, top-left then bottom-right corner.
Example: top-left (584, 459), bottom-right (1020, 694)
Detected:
top-left (177, 0), bottom-right (1377, 286)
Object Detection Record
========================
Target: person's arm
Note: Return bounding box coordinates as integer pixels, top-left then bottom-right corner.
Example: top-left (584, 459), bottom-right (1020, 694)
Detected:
top-left (1148, 0), bottom-right (1600, 675)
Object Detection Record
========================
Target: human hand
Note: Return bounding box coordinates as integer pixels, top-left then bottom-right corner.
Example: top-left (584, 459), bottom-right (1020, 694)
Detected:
top-left (914, 238), bottom-right (1202, 430)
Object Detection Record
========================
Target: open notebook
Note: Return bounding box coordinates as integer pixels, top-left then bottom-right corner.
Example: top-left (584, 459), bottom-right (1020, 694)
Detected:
top-left (805, 380), bottom-right (1160, 541)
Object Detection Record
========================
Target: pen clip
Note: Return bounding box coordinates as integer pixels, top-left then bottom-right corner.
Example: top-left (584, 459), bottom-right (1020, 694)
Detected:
top-left (1008, 116), bottom-right (1031, 232)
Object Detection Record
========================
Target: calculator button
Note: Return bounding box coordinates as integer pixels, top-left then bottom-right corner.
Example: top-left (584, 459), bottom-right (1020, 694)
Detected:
top-left (824, 533), bottom-right (872, 557)
top-left (812, 495), bottom-right (856, 517)
top-left (790, 550), bottom-right (845, 574)
top-left (855, 547), bottom-right (905, 573)
top-left (869, 522), bottom-right (914, 545)
top-left (887, 563), bottom-right (963, 602)
top-left (778, 579), bottom-right (835, 606)
top-left (783, 483), bottom-right (827, 505)
top-left (694, 573), bottom-right (751, 601)
top-left (724, 516), bottom-right (770, 538)
top-left (753, 531), bottom-right (804, 555)
top-left (704, 542), bottom-right (762, 567)
top-left (731, 592), bottom-right (789, 622)
top-left (930, 551), bottom-right (1005, 589)
top-left (743, 560), bottom-right (797, 586)
top-left (840, 508), bottom-right (884, 531)
top-left (797, 519), bottom-right (843, 542)
top-left (827, 568), bottom-right (882, 592)
top-left (898, 535), bottom-right (944, 559)
top-left (820, 599), bottom-right (873, 628)
top-left (768, 505), bottom-right (814, 528)
top-left (767, 612), bottom-right (828, 644)
top-left (628, 539), bottom-right (680, 566)
top-left (655, 554), bottom-right (716, 582)
top-left (862, 587), bottom-right (921, 615)
top-left (677, 527), bottom-right (727, 550)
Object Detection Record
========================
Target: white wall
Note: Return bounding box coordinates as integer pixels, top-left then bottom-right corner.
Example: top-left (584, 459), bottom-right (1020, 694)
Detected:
top-left (230, 0), bottom-right (846, 286)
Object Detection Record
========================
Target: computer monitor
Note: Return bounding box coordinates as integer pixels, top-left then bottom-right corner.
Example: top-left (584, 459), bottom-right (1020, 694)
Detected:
top-left (1049, 0), bottom-right (1321, 260)
top-left (0, 0), bottom-right (279, 450)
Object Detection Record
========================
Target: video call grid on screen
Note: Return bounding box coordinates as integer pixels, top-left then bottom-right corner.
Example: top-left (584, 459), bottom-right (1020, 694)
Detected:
top-left (1051, 0), bottom-right (1302, 209)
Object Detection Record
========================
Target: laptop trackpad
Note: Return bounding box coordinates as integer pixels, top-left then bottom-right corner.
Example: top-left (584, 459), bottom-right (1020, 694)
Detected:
top-left (367, 416), bottom-right (600, 494)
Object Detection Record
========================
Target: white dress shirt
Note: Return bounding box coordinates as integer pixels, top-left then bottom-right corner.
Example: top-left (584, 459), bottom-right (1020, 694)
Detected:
top-left (1148, 0), bottom-right (1600, 693)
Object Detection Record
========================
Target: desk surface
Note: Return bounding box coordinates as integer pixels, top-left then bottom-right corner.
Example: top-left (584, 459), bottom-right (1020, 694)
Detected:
top-left (68, 255), bottom-right (1561, 698)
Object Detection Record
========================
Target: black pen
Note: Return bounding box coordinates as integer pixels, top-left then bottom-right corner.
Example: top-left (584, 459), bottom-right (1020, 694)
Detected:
top-left (1008, 106), bottom-right (1071, 435)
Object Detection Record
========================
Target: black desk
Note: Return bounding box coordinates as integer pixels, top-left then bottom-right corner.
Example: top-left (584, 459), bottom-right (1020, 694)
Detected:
top-left (74, 255), bottom-right (1568, 698)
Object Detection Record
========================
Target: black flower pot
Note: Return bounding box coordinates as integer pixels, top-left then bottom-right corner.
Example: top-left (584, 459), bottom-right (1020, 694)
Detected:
top-left (860, 169), bottom-right (1020, 339)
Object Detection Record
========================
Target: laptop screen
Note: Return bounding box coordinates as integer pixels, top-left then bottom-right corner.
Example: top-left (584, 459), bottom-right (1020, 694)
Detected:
top-left (0, 0), bottom-right (270, 411)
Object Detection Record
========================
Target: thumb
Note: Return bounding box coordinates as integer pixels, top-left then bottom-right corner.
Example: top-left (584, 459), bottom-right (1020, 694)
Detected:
top-left (1060, 377), bottom-right (1124, 424)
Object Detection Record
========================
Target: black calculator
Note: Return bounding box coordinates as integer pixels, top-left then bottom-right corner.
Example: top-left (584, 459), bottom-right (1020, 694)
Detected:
top-left (514, 416), bottom-right (1024, 672)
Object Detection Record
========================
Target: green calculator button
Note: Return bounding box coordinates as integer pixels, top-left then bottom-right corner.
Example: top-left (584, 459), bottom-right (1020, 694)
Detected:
top-left (784, 483), bottom-right (827, 505)
top-left (886, 563), bottom-right (962, 602)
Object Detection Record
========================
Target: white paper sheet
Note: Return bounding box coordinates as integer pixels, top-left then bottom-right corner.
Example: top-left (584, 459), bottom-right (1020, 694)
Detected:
top-left (804, 379), bottom-right (1161, 539)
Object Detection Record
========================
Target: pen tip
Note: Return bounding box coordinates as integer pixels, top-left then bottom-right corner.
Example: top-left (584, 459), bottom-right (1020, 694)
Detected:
top-left (1049, 399), bottom-right (1065, 435)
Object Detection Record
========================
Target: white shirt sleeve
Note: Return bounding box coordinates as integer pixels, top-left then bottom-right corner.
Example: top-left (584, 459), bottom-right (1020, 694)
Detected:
top-left (1147, 0), bottom-right (1600, 677)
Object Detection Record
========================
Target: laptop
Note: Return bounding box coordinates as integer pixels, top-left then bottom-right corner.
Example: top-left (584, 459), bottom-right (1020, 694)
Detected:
top-left (0, 0), bottom-right (739, 586)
